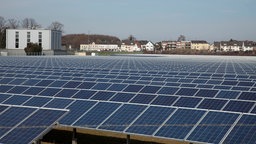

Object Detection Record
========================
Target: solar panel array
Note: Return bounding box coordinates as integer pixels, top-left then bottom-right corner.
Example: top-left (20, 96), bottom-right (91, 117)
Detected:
top-left (0, 55), bottom-right (256, 144)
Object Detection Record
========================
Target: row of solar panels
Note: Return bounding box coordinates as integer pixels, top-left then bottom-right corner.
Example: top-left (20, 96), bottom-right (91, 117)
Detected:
top-left (0, 104), bottom-right (67, 144)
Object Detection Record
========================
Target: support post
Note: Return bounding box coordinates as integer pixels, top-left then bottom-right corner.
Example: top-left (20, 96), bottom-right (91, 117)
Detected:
top-left (72, 128), bottom-right (77, 144)
top-left (127, 134), bottom-right (131, 144)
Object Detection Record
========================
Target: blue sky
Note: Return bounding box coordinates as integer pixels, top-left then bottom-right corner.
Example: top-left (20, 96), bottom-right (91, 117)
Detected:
top-left (1, 0), bottom-right (255, 42)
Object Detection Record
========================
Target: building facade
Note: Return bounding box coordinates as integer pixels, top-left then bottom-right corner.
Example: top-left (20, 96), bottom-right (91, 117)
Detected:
top-left (214, 40), bottom-right (256, 52)
top-left (6, 29), bottom-right (62, 50)
top-left (80, 42), bottom-right (119, 51)
top-left (191, 40), bottom-right (210, 50)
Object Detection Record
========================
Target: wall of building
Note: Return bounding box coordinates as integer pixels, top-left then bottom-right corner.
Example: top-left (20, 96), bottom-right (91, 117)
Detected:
top-left (6, 29), bottom-right (62, 50)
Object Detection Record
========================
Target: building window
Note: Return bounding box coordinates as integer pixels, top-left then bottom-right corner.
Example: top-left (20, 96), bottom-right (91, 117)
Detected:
top-left (27, 32), bottom-right (31, 45)
top-left (15, 31), bottom-right (19, 48)
top-left (38, 32), bottom-right (42, 47)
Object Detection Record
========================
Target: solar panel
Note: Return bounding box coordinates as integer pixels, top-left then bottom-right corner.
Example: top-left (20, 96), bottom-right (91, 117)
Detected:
top-left (238, 92), bottom-right (256, 100)
top-left (55, 89), bottom-right (79, 98)
top-left (44, 98), bottom-right (74, 109)
top-left (90, 91), bottom-right (116, 101)
top-left (3, 95), bottom-right (31, 105)
top-left (109, 93), bottom-right (136, 102)
top-left (195, 89), bottom-right (219, 98)
top-left (48, 80), bottom-right (68, 88)
top-left (0, 85), bottom-right (14, 93)
top-left (238, 81), bottom-right (254, 87)
top-left (22, 79), bottom-right (41, 86)
top-left (77, 82), bottom-right (96, 89)
top-left (8, 78), bottom-right (27, 85)
top-left (73, 102), bottom-right (121, 128)
top-left (0, 108), bottom-right (67, 144)
top-left (98, 104), bottom-right (147, 132)
top-left (23, 97), bottom-right (52, 107)
top-left (39, 88), bottom-right (62, 97)
top-left (6, 86), bottom-right (29, 94)
top-left (91, 83), bottom-right (112, 90)
top-left (176, 88), bottom-right (199, 96)
top-left (151, 95), bottom-right (178, 106)
top-left (223, 100), bottom-right (255, 113)
top-left (126, 106), bottom-right (175, 135)
top-left (216, 90), bottom-right (240, 99)
top-left (173, 97), bottom-right (202, 108)
top-left (223, 114), bottom-right (256, 144)
top-left (197, 98), bottom-right (228, 110)
top-left (155, 109), bottom-right (206, 139)
top-left (22, 87), bottom-right (45, 95)
top-left (187, 111), bottom-right (239, 144)
top-left (130, 94), bottom-right (156, 104)
top-left (35, 79), bottom-right (54, 87)
top-left (59, 100), bottom-right (97, 125)
top-left (123, 85), bottom-right (144, 92)
top-left (157, 87), bottom-right (179, 95)
top-left (140, 86), bottom-right (161, 94)
top-left (72, 90), bottom-right (97, 99)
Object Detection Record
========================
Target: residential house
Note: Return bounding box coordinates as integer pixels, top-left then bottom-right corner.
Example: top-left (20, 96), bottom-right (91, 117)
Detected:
top-left (161, 41), bottom-right (191, 51)
top-left (80, 42), bottom-right (119, 51)
top-left (120, 40), bottom-right (140, 52)
top-left (191, 40), bottom-right (210, 50)
top-left (139, 40), bottom-right (155, 51)
top-left (214, 39), bottom-right (255, 52)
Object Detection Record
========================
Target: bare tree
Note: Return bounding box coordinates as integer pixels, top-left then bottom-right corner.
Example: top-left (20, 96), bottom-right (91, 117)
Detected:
top-left (177, 35), bottom-right (186, 41)
top-left (0, 16), bottom-right (6, 32)
top-left (0, 16), bottom-right (7, 48)
top-left (7, 18), bottom-right (20, 29)
top-left (48, 21), bottom-right (64, 32)
top-left (21, 18), bottom-right (40, 29)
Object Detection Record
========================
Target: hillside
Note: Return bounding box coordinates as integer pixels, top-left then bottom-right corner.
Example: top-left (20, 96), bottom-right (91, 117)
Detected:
top-left (62, 34), bottom-right (121, 50)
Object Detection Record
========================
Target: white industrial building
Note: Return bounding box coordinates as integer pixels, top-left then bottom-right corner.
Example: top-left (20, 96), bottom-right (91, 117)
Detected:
top-left (80, 42), bottom-right (119, 51)
top-left (6, 29), bottom-right (62, 50)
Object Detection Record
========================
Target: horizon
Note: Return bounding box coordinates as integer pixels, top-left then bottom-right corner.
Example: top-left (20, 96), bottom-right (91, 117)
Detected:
top-left (1, 0), bottom-right (255, 43)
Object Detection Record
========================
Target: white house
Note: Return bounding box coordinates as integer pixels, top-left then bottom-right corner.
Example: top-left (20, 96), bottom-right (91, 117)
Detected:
top-left (80, 42), bottom-right (119, 51)
top-left (214, 40), bottom-right (255, 52)
top-left (140, 41), bottom-right (155, 51)
top-left (6, 29), bottom-right (62, 50)
top-left (120, 40), bottom-right (140, 52)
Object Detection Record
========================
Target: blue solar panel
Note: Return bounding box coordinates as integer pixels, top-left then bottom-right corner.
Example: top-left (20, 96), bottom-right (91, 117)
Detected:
top-left (23, 87), bottom-right (45, 95)
top-left (126, 106), bottom-right (175, 135)
top-left (0, 78), bottom-right (14, 84)
top-left (23, 97), bottom-right (52, 107)
top-left (187, 111), bottom-right (239, 144)
top-left (195, 89), bottom-right (219, 98)
top-left (173, 97), bottom-right (202, 108)
top-left (238, 81), bottom-right (254, 87)
top-left (176, 88), bottom-right (199, 96)
top-left (77, 82), bottom-right (96, 89)
top-left (155, 109), bottom-right (206, 139)
top-left (48, 80), bottom-right (68, 87)
top-left (222, 81), bottom-right (238, 86)
top-left (216, 90), bottom-right (240, 99)
top-left (8, 78), bottom-right (27, 85)
top-left (151, 95), bottom-right (178, 106)
top-left (157, 87), bottom-right (179, 95)
top-left (238, 92), bottom-right (256, 100)
top-left (39, 88), bottom-right (61, 97)
top-left (74, 102), bottom-right (121, 128)
top-left (197, 98), bottom-right (228, 110)
top-left (55, 89), bottom-right (79, 98)
top-left (109, 93), bottom-right (136, 102)
top-left (44, 98), bottom-right (74, 109)
top-left (0, 105), bottom-right (8, 113)
top-left (232, 86), bottom-right (251, 91)
top-left (223, 114), bottom-right (256, 144)
top-left (223, 100), bottom-right (254, 113)
top-left (123, 85), bottom-right (144, 92)
top-left (0, 108), bottom-right (67, 144)
top-left (91, 83), bottom-right (112, 90)
top-left (22, 79), bottom-right (41, 86)
top-left (140, 86), bottom-right (161, 94)
top-left (214, 85), bottom-right (232, 90)
top-left (180, 83), bottom-right (197, 88)
top-left (99, 104), bottom-right (146, 132)
top-left (90, 91), bottom-right (116, 101)
top-left (35, 79), bottom-right (54, 87)
top-left (72, 90), bottom-right (96, 99)
top-left (0, 107), bottom-right (35, 136)
top-left (107, 83), bottom-right (127, 91)
top-left (6, 86), bottom-right (29, 94)
top-left (3, 95), bottom-right (31, 105)
top-left (62, 81), bottom-right (82, 88)
top-left (0, 94), bottom-right (12, 103)
top-left (130, 94), bottom-right (156, 104)
top-left (0, 85), bottom-right (14, 93)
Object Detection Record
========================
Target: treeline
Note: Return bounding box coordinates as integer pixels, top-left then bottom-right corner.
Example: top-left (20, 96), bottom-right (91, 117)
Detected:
top-left (62, 34), bottom-right (121, 50)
